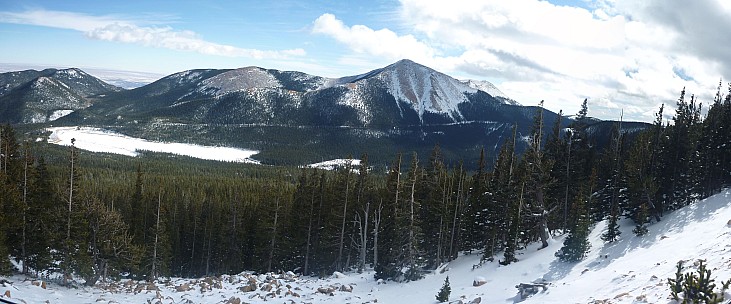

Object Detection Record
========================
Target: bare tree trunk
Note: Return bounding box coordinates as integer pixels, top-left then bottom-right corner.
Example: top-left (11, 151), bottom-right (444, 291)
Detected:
top-left (356, 202), bottom-right (369, 272)
top-left (563, 134), bottom-right (571, 233)
top-left (449, 167), bottom-right (464, 260)
top-left (304, 190), bottom-right (315, 275)
top-left (152, 191), bottom-right (162, 279)
top-left (267, 198), bottom-right (280, 273)
top-left (408, 158), bottom-right (418, 273)
top-left (337, 172), bottom-right (351, 271)
top-left (65, 139), bottom-right (76, 285)
top-left (206, 224), bottom-right (212, 275)
top-left (21, 143), bottom-right (28, 274)
top-left (535, 181), bottom-right (550, 249)
top-left (372, 200), bottom-right (382, 270)
top-left (190, 199), bottom-right (197, 277)
top-left (436, 216), bottom-right (443, 265)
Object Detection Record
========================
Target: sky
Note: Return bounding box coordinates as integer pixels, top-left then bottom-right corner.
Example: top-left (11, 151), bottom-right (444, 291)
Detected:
top-left (1, 0), bottom-right (731, 122)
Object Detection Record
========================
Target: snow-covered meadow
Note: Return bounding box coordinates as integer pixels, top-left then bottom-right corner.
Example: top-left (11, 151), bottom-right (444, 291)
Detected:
top-left (47, 127), bottom-right (260, 164)
top-left (3, 190), bottom-right (731, 303)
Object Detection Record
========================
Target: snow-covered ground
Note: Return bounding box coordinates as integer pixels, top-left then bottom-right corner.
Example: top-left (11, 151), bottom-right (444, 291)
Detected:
top-left (47, 127), bottom-right (260, 164)
top-left (4, 188), bottom-right (731, 304)
top-left (306, 158), bottom-right (361, 171)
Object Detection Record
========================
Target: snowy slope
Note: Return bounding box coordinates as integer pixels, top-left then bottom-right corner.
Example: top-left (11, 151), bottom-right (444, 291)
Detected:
top-left (4, 190), bottom-right (731, 303)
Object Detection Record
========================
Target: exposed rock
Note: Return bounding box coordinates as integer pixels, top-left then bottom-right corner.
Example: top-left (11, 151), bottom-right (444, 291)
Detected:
top-left (469, 297), bottom-right (481, 304)
top-left (224, 296), bottom-right (241, 304)
top-left (473, 277), bottom-right (487, 287)
top-left (175, 283), bottom-right (192, 292)
top-left (41, 281), bottom-right (47, 289)
top-left (340, 284), bottom-right (353, 292)
top-left (317, 286), bottom-right (336, 294)
top-left (614, 292), bottom-right (629, 299)
top-left (516, 283), bottom-right (548, 300)
top-left (239, 283), bottom-right (257, 292)
top-left (3, 290), bottom-right (9, 298)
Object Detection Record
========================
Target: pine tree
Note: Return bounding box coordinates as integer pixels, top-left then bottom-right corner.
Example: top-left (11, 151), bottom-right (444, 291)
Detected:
top-left (0, 212), bottom-right (12, 274)
top-left (83, 195), bottom-right (141, 285)
top-left (436, 276), bottom-right (451, 302)
top-left (25, 155), bottom-right (57, 273)
top-left (522, 101), bottom-right (555, 249)
top-left (421, 145), bottom-right (448, 269)
top-left (461, 148), bottom-right (488, 253)
top-left (375, 154), bottom-right (403, 280)
top-left (484, 127), bottom-right (517, 262)
top-left (404, 152), bottom-right (423, 281)
top-left (555, 170), bottom-right (594, 262)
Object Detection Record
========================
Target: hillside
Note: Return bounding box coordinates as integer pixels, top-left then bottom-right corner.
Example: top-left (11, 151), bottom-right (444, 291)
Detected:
top-left (2, 189), bottom-right (730, 303)
top-left (0, 68), bottom-right (120, 123)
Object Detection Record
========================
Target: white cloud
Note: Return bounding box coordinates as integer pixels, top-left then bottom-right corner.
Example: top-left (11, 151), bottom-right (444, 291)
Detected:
top-left (312, 13), bottom-right (437, 64)
top-left (312, 0), bottom-right (731, 122)
top-left (0, 9), bottom-right (305, 60)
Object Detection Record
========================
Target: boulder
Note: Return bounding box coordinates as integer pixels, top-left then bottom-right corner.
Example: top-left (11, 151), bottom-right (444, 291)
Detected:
top-left (516, 283), bottom-right (548, 300)
top-left (175, 283), bottom-right (192, 292)
top-left (239, 283), bottom-right (257, 292)
top-left (340, 284), bottom-right (353, 292)
top-left (317, 286), bottom-right (336, 294)
top-left (473, 277), bottom-right (487, 287)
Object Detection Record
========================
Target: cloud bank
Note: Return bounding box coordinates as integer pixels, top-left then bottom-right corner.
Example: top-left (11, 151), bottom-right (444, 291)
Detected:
top-left (0, 10), bottom-right (305, 60)
top-left (313, 0), bottom-right (731, 121)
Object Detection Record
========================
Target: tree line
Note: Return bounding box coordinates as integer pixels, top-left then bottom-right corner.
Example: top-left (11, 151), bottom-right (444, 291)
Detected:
top-left (1, 83), bottom-right (731, 284)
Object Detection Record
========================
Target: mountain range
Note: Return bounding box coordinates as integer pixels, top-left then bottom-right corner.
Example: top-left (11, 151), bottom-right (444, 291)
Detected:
top-left (0, 60), bottom-right (646, 167)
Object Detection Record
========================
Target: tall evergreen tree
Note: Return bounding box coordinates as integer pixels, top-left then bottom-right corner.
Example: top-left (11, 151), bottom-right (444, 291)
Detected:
top-left (460, 148), bottom-right (488, 253)
top-left (556, 170), bottom-right (595, 262)
top-left (521, 101), bottom-right (555, 249)
top-left (403, 152), bottom-right (423, 281)
top-left (375, 154), bottom-right (403, 280)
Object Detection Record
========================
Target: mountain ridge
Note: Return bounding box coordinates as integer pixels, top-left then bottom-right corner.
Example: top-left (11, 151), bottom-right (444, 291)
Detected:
top-left (0, 68), bottom-right (121, 123)
top-left (0, 60), bottom-right (648, 167)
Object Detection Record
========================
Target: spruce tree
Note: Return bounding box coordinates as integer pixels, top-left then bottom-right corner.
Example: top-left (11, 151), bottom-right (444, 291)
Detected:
top-left (375, 154), bottom-right (403, 280)
top-left (556, 170), bottom-right (594, 262)
top-left (461, 148), bottom-right (488, 253)
top-left (403, 152), bottom-right (423, 281)
top-left (436, 276), bottom-right (451, 302)
top-left (25, 156), bottom-right (56, 273)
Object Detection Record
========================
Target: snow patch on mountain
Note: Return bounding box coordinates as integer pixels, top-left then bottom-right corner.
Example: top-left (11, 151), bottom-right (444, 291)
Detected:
top-left (460, 79), bottom-right (519, 106)
top-left (48, 109), bottom-right (74, 121)
top-left (378, 60), bottom-right (475, 122)
top-left (200, 67), bottom-right (281, 96)
top-left (306, 158), bottom-right (361, 171)
top-left (337, 82), bottom-right (372, 124)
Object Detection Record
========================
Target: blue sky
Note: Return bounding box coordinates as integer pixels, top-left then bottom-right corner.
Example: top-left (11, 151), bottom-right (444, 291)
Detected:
top-left (1, 0), bottom-right (730, 122)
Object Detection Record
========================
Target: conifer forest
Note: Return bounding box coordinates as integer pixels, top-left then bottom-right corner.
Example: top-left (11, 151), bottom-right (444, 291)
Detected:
top-left (2, 84), bottom-right (731, 285)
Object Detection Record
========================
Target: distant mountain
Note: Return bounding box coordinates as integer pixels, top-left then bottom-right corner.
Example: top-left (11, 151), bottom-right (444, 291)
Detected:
top-left (54, 59), bottom-right (565, 166)
top-left (460, 79), bottom-right (520, 106)
top-left (82, 59), bottom-right (520, 127)
top-left (1, 60), bottom-right (648, 167)
top-left (0, 68), bottom-right (121, 123)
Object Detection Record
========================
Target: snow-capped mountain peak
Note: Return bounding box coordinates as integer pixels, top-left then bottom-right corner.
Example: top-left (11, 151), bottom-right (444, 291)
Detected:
top-left (461, 79), bottom-right (520, 106)
top-left (379, 59), bottom-right (476, 121)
